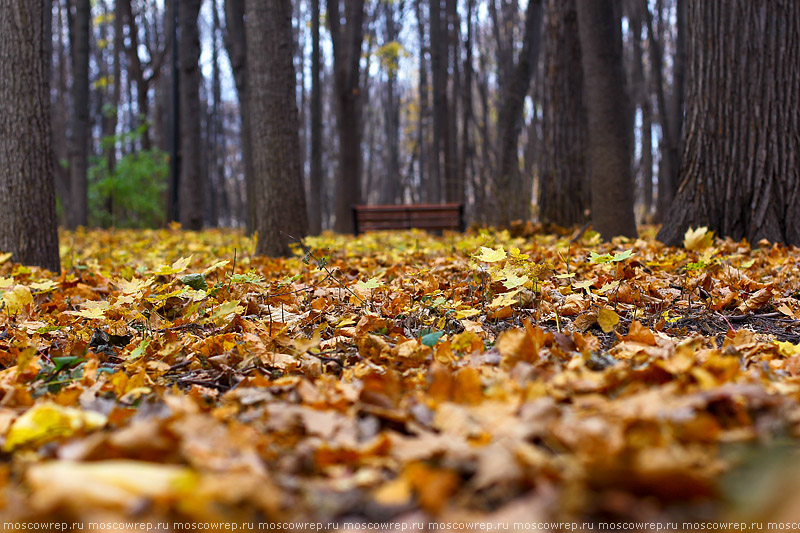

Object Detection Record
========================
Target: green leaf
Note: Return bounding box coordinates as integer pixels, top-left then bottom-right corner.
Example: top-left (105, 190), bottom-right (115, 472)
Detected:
top-left (612, 249), bottom-right (634, 262)
top-left (52, 356), bottom-right (84, 374)
top-left (421, 331), bottom-right (445, 347)
top-left (589, 252), bottom-right (613, 264)
top-left (356, 277), bottom-right (383, 290)
top-left (179, 273), bottom-right (207, 291)
top-left (686, 260), bottom-right (707, 272)
top-left (129, 338), bottom-right (151, 360)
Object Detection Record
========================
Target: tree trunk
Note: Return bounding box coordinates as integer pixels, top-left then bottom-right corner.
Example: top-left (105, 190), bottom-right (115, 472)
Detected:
top-left (0, 0), bottom-right (61, 272)
top-left (460, 0), bottom-right (474, 208)
top-left (538, 0), bottom-right (588, 227)
top-left (119, 0), bottom-right (153, 150)
top-left (68, 0), bottom-right (90, 228)
top-left (309, 0), bottom-right (323, 233)
top-left (629, 1), bottom-right (652, 218)
top-left (576, 0), bottom-right (637, 239)
top-left (444, 0), bottom-right (460, 203)
top-left (245, 0), bottom-right (309, 255)
top-left (657, 0), bottom-right (800, 246)
top-left (415, 0), bottom-right (433, 202)
top-left (428, 0), bottom-right (446, 204)
top-left (211, 0), bottom-right (229, 226)
top-left (329, 0), bottom-right (365, 233)
top-left (645, 0), bottom-right (684, 222)
top-left (380, 0), bottom-right (401, 204)
top-left (493, 0), bottom-right (543, 226)
top-left (223, 0), bottom-right (255, 233)
top-left (178, 0), bottom-right (204, 230)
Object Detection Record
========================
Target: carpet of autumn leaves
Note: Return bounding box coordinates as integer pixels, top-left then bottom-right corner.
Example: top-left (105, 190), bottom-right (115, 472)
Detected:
top-left (3, 225), bottom-right (800, 527)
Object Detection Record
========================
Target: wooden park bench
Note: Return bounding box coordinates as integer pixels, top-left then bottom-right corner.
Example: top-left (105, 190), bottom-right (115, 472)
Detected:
top-left (352, 203), bottom-right (465, 234)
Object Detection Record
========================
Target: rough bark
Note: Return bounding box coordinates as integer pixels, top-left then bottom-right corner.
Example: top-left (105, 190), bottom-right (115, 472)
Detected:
top-left (415, 0), bottom-right (434, 202)
top-left (309, 0), bottom-right (323, 233)
top-left (328, 0), bottom-right (365, 233)
top-left (629, 1), bottom-right (653, 217)
top-left (223, 0), bottom-right (255, 233)
top-left (178, 0), bottom-right (204, 230)
top-left (245, 0), bottom-right (308, 256)
top-left (444, 0), bottom-right (460, 203)
top-left (0, 0), bottom-right (61, 272)
top-left (576, 0), bottom-right (636, 239)
top-left (460, 0), bottom-right (474, 206)
top-left (209, 0), bottom-right (228, 226)
top-left (645, 0), bottom-right (684, 221)
top-left (538, 0), bottom-right (588, 227)
top-left (428, 0), bottom-right (446, 203)
top-left (119, 0), bottom-right (150, 149)
top-left (657, 0), bottom-right (800, 246)
top-left (493, 0), bottom-right (543, 226)
top-left (380, 0), bottom-right (401, 204)
top-left (68, 0), bottom-right (90, 228)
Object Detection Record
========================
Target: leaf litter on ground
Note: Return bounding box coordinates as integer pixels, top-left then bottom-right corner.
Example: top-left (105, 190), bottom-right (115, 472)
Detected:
top-left (1, 225), bottom-right (800, 527)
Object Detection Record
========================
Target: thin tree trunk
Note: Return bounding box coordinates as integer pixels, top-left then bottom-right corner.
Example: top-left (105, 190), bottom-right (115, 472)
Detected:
top-left (644, 0), bottom-right (681, 221)
top-left (178, 0), bottom-right (204, 230)
top-left (329, 0), bottom-right (365, 233)
top-left (429, 0), bottom-right (445, 203)
top-left (380, 0), bottom-right (401, 204)
top-left (309, 0), bottom-right (323, 232)
top-left (119, 0), bottom-right (152, 150)
top-left (493, 0), bottom-right (543, 226)
top-left (415, 0), bottom-right (432, 202)
top-left (0, 0), bottom-right (61, 272)
top-left (460, 0), bottom-right (474, 207)
top-left (658, 0), bottom-right (800, 246)
top-left (223, 0), bottom-right (255, 233)
top-left (576, 0), bottom-right (637, 238)
top-left (629, 0), bottom-right (652, 218)
top-left (538, 0), bottom-right (588, 227)
top-left (444, 0), bottom-right (460, 203)
top-left (211, 0), bottom-right (228, 226)
top-left (68, 0), bottom-right (90, 228)
top-left (245, 0), bottom-right (308, 255)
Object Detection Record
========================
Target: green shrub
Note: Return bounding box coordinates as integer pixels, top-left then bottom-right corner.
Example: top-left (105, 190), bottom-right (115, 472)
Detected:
top-left (89, 125), bottom-right (167, 228)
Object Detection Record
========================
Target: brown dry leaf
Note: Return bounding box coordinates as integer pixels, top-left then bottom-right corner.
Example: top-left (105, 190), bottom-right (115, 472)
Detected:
top-left (622, 320), bottom-right (657, 345)
top-left (737, 287), bottom-right (773, 313)
top-left (597, 307), bottom-right (620, 333)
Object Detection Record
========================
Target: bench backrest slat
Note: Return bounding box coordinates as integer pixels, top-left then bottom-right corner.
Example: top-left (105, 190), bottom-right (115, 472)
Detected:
top-left (352, 203), bottom-right (464, 234)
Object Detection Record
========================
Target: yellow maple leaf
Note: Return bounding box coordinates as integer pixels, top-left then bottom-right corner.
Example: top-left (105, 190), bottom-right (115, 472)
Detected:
top-left (775, 340), bottom-right (800, 358)
top-left (3, 285), bottom-right (33, 314)
top-left (115, 276), bottom-right (153, 294)
top-left (25, 460), bottom-right (197, 509)
top-left (64, 300), bottom-right (111, 319)
top-left (0, 252), bottom-right (12, 264)
top-left (488, 288), bottom-right (521, 308)
top-left (455, 307), bottom-right (481, 319)
top-left (475, 246), bottom-right (506, 263)
top-left (683, 226), bottom-right (714, 251)
top-left (202, 259), bottom-right (230, 275)
top-left (153, 255), bottom-right (193, 275)
top-left (597, 307), bottom-right (620, 333)
top-left (29, 280), bottom-right (58, 292)
top-left (4, 403), bottom-right (107, 451)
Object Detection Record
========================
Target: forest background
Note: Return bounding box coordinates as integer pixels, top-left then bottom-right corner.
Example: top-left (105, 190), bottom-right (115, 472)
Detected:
top-left (1, 0), bottom-right (700, 253)
top-left (3, 0), bottom-right (798, 264)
